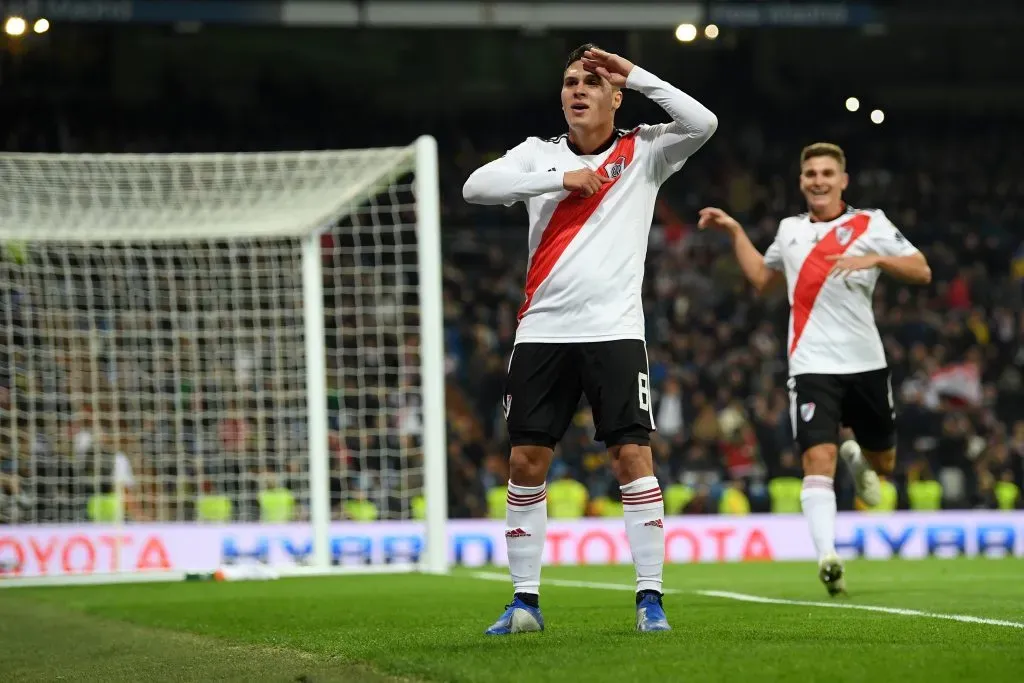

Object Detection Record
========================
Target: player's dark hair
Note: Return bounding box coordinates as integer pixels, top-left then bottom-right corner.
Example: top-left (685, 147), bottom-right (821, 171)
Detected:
top-left (801, 142), bottom-right (847, 171)
top-left (565, 43), bottom-right (600, 70)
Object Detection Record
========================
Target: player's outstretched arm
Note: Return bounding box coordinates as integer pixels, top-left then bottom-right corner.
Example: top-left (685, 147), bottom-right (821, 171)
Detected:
top-left (876, 251), bottom-right (932, 284)
top-left (581, 48), bottom-right (718, 169)
top-left (463, 141), bottom-right (605, 206)
top-left (698, 207), bottom-right (783, 294)
top-left (826, 214), bottom-right (931, 284)
top-left (828, 251), bottom-right (931, 284)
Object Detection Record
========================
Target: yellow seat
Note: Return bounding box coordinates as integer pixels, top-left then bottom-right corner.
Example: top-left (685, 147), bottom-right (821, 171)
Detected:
top-left (664, 484), bottom-right (694, 515)
top-left (197, 494), bottom-right (232, 522)
top-left (548, 479), bottom-right (588, 519)
top-left (258, 488), bottom-right (296, 522)
top-left (907, 480), bottom-right (942, 511)
top-left (995, 481), bottom-right (1020, 511)
top-left (87, 494), bottom-right (122, 523)
top-left (344, 499), bottom-right (379, 521)
top-left (768, 477), bottom-right (803, 513)
top-left (487, 486), bottom-right (507, 520)
top-left (719, 486), bottom-right (750, 515)
top-left (411, 495), bottom-right (426, 520)
top-left (598, 498), bottom-right (623, 517)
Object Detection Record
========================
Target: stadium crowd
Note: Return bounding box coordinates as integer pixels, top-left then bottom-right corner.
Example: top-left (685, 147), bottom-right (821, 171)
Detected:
top-left (2, 93), bottom-right (1024, 524)
top-left (441, 115), bottom-right (1024, 517)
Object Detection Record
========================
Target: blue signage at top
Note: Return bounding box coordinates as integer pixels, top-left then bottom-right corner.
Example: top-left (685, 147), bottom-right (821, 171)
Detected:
top-left (709, 3), bottom-right (879, 27)
top-left (0, 1), bottom-right (879, 28)
top-left (0, 0), bottom-right (281, 23)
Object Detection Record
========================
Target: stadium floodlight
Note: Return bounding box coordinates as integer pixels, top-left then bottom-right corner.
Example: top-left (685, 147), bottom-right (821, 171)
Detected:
top-left (870, 109), bottom-right (885, 124)
top-left (33, 18), bottom-right (49, 34)
top-left (4, 16), bottom-right (26, 36)
top-left (704, 24), bottom-right (720, 40)
top-left (0, 137), bottom-right (448, 583)
top-left (675, 23), bottom-right (697, 42)
top-left (845, 97), bottom-right (860, 112)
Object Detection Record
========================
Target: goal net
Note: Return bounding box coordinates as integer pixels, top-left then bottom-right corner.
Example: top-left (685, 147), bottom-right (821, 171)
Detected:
top-left (0, 137), bottom-right (448, 582)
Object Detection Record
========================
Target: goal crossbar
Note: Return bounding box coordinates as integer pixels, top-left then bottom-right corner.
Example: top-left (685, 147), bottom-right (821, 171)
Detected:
top-left (0, 147), bottom-right (414, 242)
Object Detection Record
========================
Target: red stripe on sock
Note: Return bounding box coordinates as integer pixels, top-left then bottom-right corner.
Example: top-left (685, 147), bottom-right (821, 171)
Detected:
top-left (622, 493), bottom-right (664, 505)
top-left (622, 488), bottom-right (662, 501)
top-left (507, 493), bottom-right (547, 503)
top-left (507, 491), bottom-right (547, 506)
top-left (507, 488), bottom-right (546, 499)
top-left (622, 487), bottom-right (661, 497)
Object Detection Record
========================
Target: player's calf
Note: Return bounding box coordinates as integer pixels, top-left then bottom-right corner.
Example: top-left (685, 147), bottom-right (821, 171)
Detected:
top-left (493, 445), bottom-right (553, 635)
top-left (800, 444), bottom-right (839, 563)
top-left (613, 443), bottom-right (670, 631)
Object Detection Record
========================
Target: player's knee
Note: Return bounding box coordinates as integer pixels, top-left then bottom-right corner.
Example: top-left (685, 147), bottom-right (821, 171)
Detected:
top-left (609, 442), bottom-right (654, 484)
top-left (509, 445), bottom-right (554, 486)
top-left (802, 444), bottom-right (838, 477)
top-left (863, 448), bottom-right (896, 476)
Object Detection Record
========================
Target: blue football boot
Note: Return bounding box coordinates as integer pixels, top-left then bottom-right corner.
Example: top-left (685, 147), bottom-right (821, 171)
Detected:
top-left (484, 596), bottom-right (544, 635)
top-left (636, 592), bottom-right (671, 632)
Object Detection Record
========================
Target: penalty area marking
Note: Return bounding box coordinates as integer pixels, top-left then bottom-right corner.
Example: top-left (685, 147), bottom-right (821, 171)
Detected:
top-left (469, 571), bottom-right (1024, 630)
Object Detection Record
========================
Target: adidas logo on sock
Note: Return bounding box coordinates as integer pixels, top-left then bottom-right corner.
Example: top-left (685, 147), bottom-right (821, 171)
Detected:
top-left (643, 519), bottom-right (664, 528)
top-left (505, 528), bottom-right (531, 538)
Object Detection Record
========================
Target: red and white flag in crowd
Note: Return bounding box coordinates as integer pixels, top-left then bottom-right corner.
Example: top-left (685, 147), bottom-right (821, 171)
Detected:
top-left (926, 362), bottom-right (982, 408)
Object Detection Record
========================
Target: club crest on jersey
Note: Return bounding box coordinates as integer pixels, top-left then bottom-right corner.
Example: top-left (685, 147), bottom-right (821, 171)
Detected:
top-left (604, 155), bottom-right (627, 179)
top-left (800, 402), bottom-right (816, 422)
top-left (835, 226), bottom-right (853, 246)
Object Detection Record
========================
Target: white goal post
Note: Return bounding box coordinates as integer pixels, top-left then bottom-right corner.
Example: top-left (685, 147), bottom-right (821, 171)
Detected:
top-left (0, 136), bottom-right (448, 582)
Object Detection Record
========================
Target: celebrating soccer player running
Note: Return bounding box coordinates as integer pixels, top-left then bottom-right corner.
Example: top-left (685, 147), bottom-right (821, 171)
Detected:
top-left (463, 44), bottom-right (717, 633)
top-left (698, 143), bottom-right (931, 596)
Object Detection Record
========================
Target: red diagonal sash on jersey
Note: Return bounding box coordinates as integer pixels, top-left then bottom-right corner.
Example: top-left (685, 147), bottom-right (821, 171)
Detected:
top-left (517, 133), bottom-right (638, 321)
top-left (789, 213), bottom-right (870, 356)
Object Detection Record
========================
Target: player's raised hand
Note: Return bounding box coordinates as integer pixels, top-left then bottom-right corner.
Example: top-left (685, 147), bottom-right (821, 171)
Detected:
top-left (580, 48), bottom-right (635, 88)
top-left (827, 253), bottom-right (880, 278)
top-left (697, 207), bottom-right (743, 235)
top-left (563, 169), bottom-right (612, 198)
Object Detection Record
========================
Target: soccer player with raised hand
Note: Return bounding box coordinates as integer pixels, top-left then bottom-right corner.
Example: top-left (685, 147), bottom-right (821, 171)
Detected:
top-left (463, 44), bottom-right (717, 634)
top-left (698, 143), bottom-right (931, 596)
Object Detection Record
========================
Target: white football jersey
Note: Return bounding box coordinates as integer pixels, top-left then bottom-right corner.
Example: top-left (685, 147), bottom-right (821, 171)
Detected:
top-left (764, 207), bottom-right (919, 376)
top-left (462, 67), bottom-right (717, 344)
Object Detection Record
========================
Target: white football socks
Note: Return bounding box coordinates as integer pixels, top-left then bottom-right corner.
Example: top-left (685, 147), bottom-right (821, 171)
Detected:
top-left (505, 481), bottom-right (547, 596)
top-left (801, 475), bottom-right (837, 560)
top-left (621, 475), bottom-right (665, 594)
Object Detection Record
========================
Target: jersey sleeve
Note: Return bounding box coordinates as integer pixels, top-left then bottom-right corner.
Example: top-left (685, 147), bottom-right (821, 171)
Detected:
top-left (625, 67), bottom-right (718, 184)
top-left (462, 138), bottom-right (564, 207)
top-left (764, 234), bottom-right (784, 271)
top-left (867, 211), bottom-right (920, 257)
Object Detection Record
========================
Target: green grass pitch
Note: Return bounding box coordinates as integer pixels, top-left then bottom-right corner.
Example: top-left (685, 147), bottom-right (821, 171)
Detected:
top-left (1, 558), bottom-right (1022, 682)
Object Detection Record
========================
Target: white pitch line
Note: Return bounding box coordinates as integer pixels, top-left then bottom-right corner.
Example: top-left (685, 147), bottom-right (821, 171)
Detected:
top-left (469, 571), bottom-right (1024, 630)
top-left (697, 590), bottom-right (1024, 630)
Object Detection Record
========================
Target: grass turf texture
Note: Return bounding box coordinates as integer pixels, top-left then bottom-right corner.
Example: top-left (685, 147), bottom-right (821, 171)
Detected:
top-left (1, 558), bottom-right (1022, 683)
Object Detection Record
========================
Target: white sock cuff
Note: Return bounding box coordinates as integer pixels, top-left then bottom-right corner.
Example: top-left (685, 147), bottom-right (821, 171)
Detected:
top-left (802, 475), bottom-right (834, 492)
top-left (620, 476), bottom-right (663, 509)
top-left (507, 481), bottom-right (547, 509)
